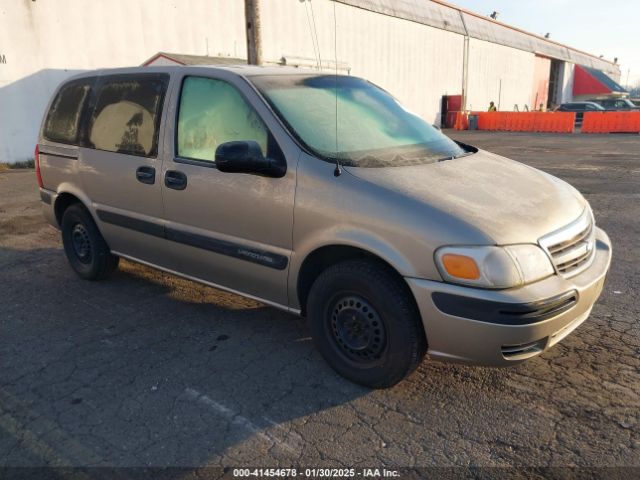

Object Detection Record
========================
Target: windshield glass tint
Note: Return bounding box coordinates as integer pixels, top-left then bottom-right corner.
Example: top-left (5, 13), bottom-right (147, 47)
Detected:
top-left (251, 75), bottom-right (465, 167)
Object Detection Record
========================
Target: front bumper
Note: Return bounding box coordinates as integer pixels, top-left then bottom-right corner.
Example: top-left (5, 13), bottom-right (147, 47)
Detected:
top-left (407, 227), bottom-right (612, 366)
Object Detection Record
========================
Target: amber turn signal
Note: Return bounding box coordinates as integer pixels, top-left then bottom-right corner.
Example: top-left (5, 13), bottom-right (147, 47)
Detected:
top-left (441, 253), bottom-right (481, 280)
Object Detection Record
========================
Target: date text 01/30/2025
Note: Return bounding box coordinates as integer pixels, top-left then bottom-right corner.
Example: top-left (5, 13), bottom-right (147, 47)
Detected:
top-left (232, 468), bottom-right (400, 478)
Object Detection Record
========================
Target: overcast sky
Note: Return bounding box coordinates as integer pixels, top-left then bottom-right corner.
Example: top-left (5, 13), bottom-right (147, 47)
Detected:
top-left (450, 0), bottom-right (640, 87)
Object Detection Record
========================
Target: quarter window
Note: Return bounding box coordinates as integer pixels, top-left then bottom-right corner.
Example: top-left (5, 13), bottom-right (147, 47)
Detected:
top-left (43, 79), bottom-right (92, 145)
top-left (177, 76), bottom-right (268, 162)
top-left (88, 74), bottom-right (168, 157)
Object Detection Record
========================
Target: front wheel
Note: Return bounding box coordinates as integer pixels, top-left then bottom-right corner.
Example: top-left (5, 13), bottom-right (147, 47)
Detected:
top-left (307, 259), bottom-right (426, 388)
top-left (61, 204), bottom-right (119, 280)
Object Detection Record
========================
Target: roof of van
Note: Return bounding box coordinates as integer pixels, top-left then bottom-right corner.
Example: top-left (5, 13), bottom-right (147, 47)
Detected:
top-left (67, 64), bottom-right (329, 80)
top-left (192, 65), bottom-right (319, 76)
top-left (141, 52), bottom-right (247, 66)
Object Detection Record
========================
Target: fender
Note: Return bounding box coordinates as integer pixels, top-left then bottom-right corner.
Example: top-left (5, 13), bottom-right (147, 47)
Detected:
top-left (288, 227), bottom-right (443, 311)
top-left (54, 182), bottom-right (96, 223)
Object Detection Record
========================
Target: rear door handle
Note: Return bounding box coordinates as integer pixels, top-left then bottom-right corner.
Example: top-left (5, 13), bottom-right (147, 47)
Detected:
top-left (136, 166), bottom-right (155, 185)
top-left (164, 170), bottom-right (187, 190)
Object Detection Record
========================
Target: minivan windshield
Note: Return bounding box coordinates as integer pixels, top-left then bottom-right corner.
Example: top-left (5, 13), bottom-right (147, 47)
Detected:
top-left (251, 74), bottom-right (466, 167)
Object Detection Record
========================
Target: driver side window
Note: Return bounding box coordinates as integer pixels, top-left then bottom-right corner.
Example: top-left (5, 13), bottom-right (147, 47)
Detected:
top-left (177, 76), bottom-right (268, 162)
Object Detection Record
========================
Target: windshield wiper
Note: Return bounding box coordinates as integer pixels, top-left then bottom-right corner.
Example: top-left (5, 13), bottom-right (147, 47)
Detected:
top-left (438, 151), bottom-right (475, 162)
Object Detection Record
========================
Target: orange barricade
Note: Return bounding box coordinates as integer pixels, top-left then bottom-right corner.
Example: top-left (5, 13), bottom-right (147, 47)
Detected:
top-left (475, 112), bottom-right (575, 133)
top-left (498, 113), bottom-right (507, 131)
top-left (582, 112), bottom-right (640, 134)
top-left (454, 111), bottom-right (469, 130)
top-left (582, 112), bottom-right (599, 133)
top-left (630, 112), bottom-right (640, 132)
top-left (477, 112), bottom-right (490, 130)
top-left (488, 112), bottom-right (498, 130)
top-left (559, 112), bottom-right (575, 133)
top-left (524, 112), bottom-right (535, 131)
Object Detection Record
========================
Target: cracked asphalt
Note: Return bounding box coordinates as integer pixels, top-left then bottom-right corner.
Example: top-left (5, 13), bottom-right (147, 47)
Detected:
top-left (0, 131), bottom-right (638, 471)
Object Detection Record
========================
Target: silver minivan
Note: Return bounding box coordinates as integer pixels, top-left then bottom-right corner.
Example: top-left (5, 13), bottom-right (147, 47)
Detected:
top-left (37, 66), bottom-right (612, 387)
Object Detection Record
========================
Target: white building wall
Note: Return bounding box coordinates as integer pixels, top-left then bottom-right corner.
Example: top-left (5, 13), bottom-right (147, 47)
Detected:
top-left (466, 38), bottom-right (536, 112)
top-left (557, 62), bottom-right (575, 104)
top-left (260, 0), bottom-right (465, 126)
top-left (0, 0), bottom-right (246, 163)
top-left (0, 0), bottom-right (609, 163)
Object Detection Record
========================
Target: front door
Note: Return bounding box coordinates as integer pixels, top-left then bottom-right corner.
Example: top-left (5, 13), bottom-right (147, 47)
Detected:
top-left (159, 73), bottom-right (298, 308)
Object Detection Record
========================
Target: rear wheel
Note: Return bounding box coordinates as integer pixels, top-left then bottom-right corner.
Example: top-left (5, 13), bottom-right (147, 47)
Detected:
top-left (307, 259), bottom-right (426, 388)
top-left (61, 204), bottom-right (119, 280)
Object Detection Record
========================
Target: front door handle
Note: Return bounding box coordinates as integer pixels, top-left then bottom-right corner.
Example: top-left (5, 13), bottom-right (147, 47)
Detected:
top-left (165, 170), bottom-right (187, 190)
top-left (136, 166), bottom-right (155, 185)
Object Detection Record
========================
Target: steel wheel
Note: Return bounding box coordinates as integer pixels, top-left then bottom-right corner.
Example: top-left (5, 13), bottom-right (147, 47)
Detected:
top-left (71, 223), bottom-right (92, 264)
top-left (329, 294), bottom-right (387, 363)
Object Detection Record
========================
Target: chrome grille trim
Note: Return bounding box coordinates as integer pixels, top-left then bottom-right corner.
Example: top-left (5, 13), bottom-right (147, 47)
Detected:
top-left (539, 208), bottom-right (596, 278)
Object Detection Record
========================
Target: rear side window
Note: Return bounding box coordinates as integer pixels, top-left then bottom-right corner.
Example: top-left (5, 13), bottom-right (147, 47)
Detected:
top-left (88, 74), bottom-right (169, 157)
top-left (43, 79), bottom-right (92, 144)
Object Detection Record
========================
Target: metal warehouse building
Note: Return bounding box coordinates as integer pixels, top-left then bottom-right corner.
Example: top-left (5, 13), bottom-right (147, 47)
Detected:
top-left (0, 0), bottom-right (622, 163)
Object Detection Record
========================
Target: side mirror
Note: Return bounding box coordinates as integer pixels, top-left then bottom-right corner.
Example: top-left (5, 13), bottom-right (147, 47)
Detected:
top-left (215, 141), bottom-right (285, 178)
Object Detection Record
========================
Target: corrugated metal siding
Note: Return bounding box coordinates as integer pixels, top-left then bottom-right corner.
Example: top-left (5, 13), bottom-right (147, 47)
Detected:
top-left (531, 56), bottom-right (551, 108)
top-left (0, 0), bottom-right (247, 162)
top-left (466, 38), bottom-right (535, 112)
top-left (463, 12), bottom-right (617, 75)
top-left (333, 0), bottom-right (466, 34)
top-left (261, 0), bottom-right (464, 124)
top-left (336, 0), bottom-right (619, 75)
top-left (557, 63), bottom-right (575, 104)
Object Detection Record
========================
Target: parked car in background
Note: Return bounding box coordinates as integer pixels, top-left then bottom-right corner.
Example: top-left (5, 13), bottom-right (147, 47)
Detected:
top-left (631, 99), bottom-right (640, 107)
top-left (588, 98), bottom-right (639, 111)
top-left (555, 102), bottom-right (605, 125)
top-left (36, 66), bottom-right (612, 388)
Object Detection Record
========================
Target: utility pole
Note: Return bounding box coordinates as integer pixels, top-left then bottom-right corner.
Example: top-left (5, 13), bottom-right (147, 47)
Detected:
top-left (244, 0), bottom-right (263, 65)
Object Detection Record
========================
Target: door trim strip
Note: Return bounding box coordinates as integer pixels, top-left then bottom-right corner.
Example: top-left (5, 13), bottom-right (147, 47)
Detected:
top-left (165, 227), bottom-right (288, 270)
top-left (96, 210), bottom-right (164, 238)
top-left (96, 209), bottom-right (288, 270)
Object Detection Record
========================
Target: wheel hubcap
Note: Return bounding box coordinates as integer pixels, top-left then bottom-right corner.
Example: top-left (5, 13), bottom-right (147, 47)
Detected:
top-left (330, 295), bottom-right (386, 362)
top-left (71, 223), bottom-right (92, 264)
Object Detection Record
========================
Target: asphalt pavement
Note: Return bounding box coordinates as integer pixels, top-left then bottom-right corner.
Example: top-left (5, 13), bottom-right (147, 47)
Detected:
top-left (0, 131), bottom-right (638, 474)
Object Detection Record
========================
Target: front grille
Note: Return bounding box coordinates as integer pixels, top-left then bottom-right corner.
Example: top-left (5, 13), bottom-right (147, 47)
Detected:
top-left (539, 209), bottom-right (596, 278)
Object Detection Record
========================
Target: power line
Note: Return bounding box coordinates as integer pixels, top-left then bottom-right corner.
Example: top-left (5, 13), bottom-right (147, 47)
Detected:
top-left (309, 0), bottom-right (323, 70)
top-left (302, 0), bottom-right (321, 70)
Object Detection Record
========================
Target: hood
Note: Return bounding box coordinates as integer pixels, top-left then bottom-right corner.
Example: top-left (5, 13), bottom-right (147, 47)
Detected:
top-left (344, 150), bottom-right (586, 245)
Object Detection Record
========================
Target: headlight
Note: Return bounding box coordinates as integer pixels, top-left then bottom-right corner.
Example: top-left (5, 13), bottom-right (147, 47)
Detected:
top-left (435, 244), bottom-right (554, 289)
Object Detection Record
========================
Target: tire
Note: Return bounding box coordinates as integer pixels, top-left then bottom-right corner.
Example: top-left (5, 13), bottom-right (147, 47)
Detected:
top-left (307, 259), bottom-right (426, 388)
top-left (61, 203), bottom-right (119, 280)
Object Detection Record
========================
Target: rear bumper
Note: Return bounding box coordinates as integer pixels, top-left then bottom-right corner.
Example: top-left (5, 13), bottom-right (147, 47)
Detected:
top-left (40, 187), bottom-right (59, 228)
top-left (407, 227), bottom-right (612, 366)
